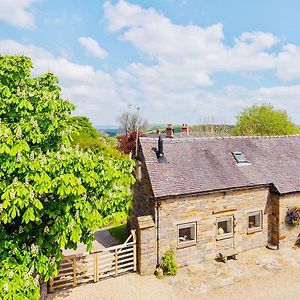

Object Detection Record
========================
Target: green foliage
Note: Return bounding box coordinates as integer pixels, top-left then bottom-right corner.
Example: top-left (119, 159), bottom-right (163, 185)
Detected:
top-left (108, 224), bottom-right (127, 244)
top-left (0, 263), bottom-right (40, 300)
top-left (71, 116), bottom-right (125, 159)
top-left (0, 55), bottom-right (135, 299)
top-left (161, 249), bottom-right (177, 276)
top-left (107, 212), bottom-right (127, 244)
top-left (71, 116), bottom-right (98, 138)
top-left (233, 104), bottom-right (298, 136)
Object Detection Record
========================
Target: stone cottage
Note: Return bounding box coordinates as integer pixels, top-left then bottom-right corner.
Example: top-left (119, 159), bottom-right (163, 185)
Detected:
top-left (132, 131), bottom-right (300, 275)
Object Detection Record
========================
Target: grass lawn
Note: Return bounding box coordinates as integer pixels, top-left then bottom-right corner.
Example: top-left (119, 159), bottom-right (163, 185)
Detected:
top-left (107, 213), bottom-right (128, 244)
top-left (108, 223), bottom-right (127, 244)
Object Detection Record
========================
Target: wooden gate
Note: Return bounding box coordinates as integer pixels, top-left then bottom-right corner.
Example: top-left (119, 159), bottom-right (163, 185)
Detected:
top-left (49, 230), bottom-right (136, 292)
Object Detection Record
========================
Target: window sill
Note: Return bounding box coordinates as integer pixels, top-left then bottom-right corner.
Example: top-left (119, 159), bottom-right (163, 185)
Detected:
top-left (216, 234), bottom-right (233, 241)
top-left (247, 228), bottom-right (262, 235)
top-left (177, 241), bottom-right (196, 249)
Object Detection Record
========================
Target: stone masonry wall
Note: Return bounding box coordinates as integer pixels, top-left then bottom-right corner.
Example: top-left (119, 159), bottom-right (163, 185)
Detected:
top-left (158, 187), bottom-right (271, 267)
top-left (131, 149), bottom-right (155, 229)
top-left (278, 193), bottom-right (300, 246)
top-left (137, 216), bottom-right (157, 275)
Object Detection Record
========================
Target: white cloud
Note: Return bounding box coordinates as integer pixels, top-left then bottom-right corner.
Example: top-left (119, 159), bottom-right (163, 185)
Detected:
top-left (78, 37), bottom-right (108, 59)
top-left (102, 1), bottom-right (300, 124)
top-left (276, 44), bottom-right (300, 81)
top-left (1, 38), bottom-right (300, 125)
top-left (0, 39), bottom-right (122, 124)
top-left (103, 0), bottom-right (282, 93)
top-left (2, 1), bottom-right (300, 126)
top-left (0, 0), bottom-right (38, 29)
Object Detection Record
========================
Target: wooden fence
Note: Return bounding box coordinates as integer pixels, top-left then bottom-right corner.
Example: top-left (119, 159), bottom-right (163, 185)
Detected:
top-left (49, 230), bottom-right (136, 292)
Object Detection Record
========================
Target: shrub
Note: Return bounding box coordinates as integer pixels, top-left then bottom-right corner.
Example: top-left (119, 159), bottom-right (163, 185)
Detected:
top-left (161, 249), bottom-right (177, 276)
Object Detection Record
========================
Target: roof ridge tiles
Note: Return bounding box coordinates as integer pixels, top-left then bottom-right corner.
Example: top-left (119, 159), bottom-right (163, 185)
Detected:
top-left (140, 133), bottom-right (300, 198)
top-left (140, 134), bottom-right (300, 142)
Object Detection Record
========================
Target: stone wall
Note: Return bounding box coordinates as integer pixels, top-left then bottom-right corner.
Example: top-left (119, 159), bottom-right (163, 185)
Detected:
top-left (278, 193), bottom-right (300, 246)
top-left (131, 149), bottom-right (155, 229)
top-left (157, 187), bottom-right (271, 267)
top-left (133, 160), bottom-right (300, 271)
top-left (268, 193), bottom-right (280, 245)
top-left (137, 216), bottom-right (157, 275)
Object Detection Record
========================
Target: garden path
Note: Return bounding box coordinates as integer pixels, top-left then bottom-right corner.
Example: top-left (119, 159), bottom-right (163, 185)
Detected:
top-left (52, 243), bottom-right (300, 300)
top-left (63, 229), bottom-right (118, 256)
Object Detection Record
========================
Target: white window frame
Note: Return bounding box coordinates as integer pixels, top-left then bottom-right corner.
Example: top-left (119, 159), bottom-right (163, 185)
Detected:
top-left (216, 215), bottom-right (234, 240)
top-left (177, 222), bottom-right (196, 246)
top-left (247, 210), bottom-right (263, 233)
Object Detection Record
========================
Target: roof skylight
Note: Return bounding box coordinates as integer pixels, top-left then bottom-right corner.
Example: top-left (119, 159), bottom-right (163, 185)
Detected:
top-left (232, 152), bottom-right (248, 164)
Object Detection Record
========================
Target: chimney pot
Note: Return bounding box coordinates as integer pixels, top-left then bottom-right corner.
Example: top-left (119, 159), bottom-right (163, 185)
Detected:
top-left (181, 123), bottom-right (189, 135)
top-left (166, 123), bottom-right (174, 138)
top-left (157, 135), bottom-right (164, 157)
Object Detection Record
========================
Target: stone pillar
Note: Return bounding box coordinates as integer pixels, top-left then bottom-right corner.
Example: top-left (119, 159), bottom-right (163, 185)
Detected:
top-left (137, 215), bottom-right (156, 275)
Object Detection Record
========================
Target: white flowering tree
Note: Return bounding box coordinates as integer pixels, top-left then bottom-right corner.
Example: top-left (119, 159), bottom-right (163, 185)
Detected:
top-left (0, 55), bottom-right (135, 299)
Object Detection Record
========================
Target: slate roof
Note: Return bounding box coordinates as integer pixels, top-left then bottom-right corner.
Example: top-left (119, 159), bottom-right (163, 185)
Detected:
top-left (139, 135), bottom-right (300, 199)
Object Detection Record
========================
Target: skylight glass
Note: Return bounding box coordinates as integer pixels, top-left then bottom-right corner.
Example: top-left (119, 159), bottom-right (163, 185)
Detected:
top-left (232, 152), bottom-right (248, 163)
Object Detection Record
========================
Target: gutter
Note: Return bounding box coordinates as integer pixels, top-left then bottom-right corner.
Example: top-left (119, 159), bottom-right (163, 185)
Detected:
top-left (155, 183), bottom-right (273, 201)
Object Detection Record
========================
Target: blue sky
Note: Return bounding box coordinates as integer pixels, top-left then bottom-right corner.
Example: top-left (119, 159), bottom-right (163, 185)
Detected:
top-left (1, 1), bottom-right (300, 125)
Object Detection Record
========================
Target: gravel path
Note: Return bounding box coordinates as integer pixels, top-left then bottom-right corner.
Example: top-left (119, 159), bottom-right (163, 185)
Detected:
top-left (49, 265), bottom-right (300, 300)
top-left (208, 267), bottom-right (300, 300)
top-left (63, 229), bottom-right (118, 256)
top-left (51, 245), bottom-right (300, 300)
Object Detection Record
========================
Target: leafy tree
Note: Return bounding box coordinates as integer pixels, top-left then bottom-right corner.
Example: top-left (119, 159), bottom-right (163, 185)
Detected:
top-left (117, 111), bottom-right (148, 134)
top-left (117, 131), bottom-right (145, 155)
top-left (233, 104), bottom-right (298, 136)
top-left (71, 116), bottom-right (125, 159)
top-left (0, 55), bottom-right (135, 299)
top-left (71, 116), bottom-right (98, 139)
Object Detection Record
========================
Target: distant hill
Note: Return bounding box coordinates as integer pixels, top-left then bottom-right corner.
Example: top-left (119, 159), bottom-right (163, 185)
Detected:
top-left (147, 124), bottom-right (235, 134)
top-left (95, 125), bottom-right (121, 137)
top-left (95, 124), bottom-right (235, 137)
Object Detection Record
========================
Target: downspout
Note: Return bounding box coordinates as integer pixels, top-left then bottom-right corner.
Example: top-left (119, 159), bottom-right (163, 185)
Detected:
top-left (156, 199), bottom-right (161, 267)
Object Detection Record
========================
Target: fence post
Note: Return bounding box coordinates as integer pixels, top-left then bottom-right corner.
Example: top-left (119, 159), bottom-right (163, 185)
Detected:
top-left (49, 277), bottom-right (54, 293)
top-left (94, 252), bottom-right (99, 282)
top-left (73, 257), bottom-right (77, 287)
top-left (132, 230), bottom-right (137, 271)
top-left (137, 216), bottom-right (156, 275)
top-left (115, 249), bottom-right (118, 275)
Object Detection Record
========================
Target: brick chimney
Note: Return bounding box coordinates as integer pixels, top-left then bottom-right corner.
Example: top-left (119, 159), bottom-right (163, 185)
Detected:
top-left (165, 124), bottom-right (174, 138)
top-left (181, 123), bottom-right (189, 135)
top-left (207, 124), bottom-right (214, 135)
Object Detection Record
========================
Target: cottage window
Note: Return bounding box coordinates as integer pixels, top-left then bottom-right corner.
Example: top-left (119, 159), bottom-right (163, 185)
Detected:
top-left (178, 222), bottom-right (196, 245)
top-left (216, 216), bottom-right (233, 239)
top-left (248, 211), bottom-right (262, 232)
top-left (232, 152), bottom-right (248, 163)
